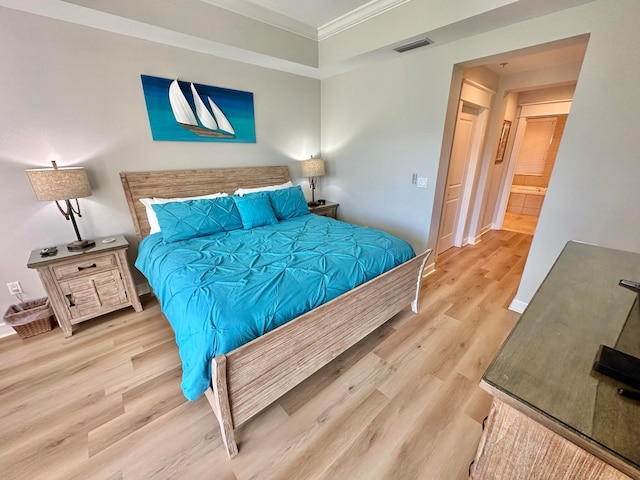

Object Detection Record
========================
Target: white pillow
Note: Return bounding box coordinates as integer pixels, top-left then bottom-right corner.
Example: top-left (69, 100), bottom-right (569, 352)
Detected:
top-left (140, 192), bottom-right (228, 234)
top-left (234, 181), bottom-right (293, 196)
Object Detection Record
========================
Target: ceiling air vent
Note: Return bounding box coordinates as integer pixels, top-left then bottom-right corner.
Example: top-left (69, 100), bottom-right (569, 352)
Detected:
top-left (393, 38), bottom-right (433, 53)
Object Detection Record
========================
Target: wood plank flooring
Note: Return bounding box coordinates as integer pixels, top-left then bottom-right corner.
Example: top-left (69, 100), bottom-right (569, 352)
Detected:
top-left (0, 229), bottom-right (531, 480)
top-left (502, 212), bottom-right (538, 235)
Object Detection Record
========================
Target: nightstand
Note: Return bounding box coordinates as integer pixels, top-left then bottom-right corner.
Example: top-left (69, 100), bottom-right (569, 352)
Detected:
top-left (309, 202), bottom-right (339, 219)
top-left (27, 235), bottom-right (143, 337)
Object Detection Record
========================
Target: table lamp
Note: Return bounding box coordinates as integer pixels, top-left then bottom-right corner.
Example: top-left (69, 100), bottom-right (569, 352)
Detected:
top-left (301, 157), bottom-right (325, 207)
top-left (26, 161), bottom-right (96, 251)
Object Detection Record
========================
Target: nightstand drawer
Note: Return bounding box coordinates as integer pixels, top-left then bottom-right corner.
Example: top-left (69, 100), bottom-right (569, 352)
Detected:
top-left (59, 270), bottom-right (128, 320)
top-left (52, 253), bottom-right (118, 280)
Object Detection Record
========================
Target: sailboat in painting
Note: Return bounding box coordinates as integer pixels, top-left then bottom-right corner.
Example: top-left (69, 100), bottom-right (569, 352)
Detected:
top-left (168, 80), bottom-right (236, 138)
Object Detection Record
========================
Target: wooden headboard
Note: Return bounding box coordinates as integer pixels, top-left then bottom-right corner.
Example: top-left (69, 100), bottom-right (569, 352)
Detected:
top-left (120, 166), bottom-right (291, 241)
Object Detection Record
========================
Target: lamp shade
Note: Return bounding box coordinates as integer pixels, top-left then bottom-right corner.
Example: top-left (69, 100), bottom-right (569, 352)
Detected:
top-left (301, 158), bottom-right (325, 177)
top-left (26, 163), bottom-right (92, 201)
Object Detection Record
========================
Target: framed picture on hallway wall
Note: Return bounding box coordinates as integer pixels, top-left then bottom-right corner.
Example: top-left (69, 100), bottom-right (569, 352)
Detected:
top-left (495, 120), bottom-right (512, 164)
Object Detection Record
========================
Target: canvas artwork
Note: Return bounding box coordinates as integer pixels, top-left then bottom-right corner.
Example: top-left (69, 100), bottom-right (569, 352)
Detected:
top-left (140, 75), bottom-right (256, 143)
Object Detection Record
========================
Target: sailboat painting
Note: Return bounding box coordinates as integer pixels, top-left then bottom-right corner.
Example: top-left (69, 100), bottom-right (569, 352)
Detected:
top-left (140, 75), bottom-right (256, 142)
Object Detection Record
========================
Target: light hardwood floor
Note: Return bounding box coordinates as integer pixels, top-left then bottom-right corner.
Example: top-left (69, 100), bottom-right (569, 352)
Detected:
top-left (0, 230), bottom-right (531, 480)
top-left (502, 212), bottom-right (538, 236)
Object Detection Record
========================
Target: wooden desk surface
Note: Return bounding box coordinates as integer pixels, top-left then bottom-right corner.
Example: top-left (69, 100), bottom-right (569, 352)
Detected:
top-left (482, 241), bottom-right (640, 473)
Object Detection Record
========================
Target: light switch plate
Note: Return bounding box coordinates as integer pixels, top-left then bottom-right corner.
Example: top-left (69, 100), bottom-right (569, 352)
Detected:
top-left (417, 177), bottom-right (428, 188)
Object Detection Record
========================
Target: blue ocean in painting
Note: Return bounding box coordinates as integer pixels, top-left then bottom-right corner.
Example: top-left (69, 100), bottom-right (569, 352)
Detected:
top-left (140, 75), bottom-right (256, 143)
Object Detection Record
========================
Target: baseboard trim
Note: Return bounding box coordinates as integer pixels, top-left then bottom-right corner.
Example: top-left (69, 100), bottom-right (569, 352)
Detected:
top-left (466, 236), bottom-right (480, 246)
top-left (422, 261), bottom-right (436, 277)
top-left (509, 299), bottom-right (528, 314)
top-left (0, 323), bottom-right (16, 338)
top-left (467, 225), bottom-right (493, 245)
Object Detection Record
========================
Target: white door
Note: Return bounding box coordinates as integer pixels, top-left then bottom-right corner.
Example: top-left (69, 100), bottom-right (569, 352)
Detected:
top-left (438, 105), bottom-right (478, 254)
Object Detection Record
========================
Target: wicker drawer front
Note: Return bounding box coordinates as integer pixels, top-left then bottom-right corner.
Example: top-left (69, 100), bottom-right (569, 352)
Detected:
top-left (59, 270), bottom-right (128, 319)
top-left (52, 254), bottom-right (118, 281)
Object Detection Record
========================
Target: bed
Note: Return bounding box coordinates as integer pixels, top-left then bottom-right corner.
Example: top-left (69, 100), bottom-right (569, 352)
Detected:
top-left (120, 166), bottom-right (431, 458)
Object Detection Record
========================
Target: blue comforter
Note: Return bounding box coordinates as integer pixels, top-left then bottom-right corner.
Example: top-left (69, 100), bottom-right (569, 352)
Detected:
top-left (136, 214), bottom-right (415, 400)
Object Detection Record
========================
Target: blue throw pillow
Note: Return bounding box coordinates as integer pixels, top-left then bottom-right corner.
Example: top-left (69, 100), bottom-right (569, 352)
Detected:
top-left (268, 185), bottom-right (310, 220)
top-left (152, 197), bottom-right (242, 242)
top-left (233, 193), bottom-right (279, 229)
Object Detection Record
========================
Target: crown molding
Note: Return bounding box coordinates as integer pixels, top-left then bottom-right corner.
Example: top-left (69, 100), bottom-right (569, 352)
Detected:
top-left (201, 0), bottom-right (318, 40)
top-left (202, 0), bottom-right (410, 42)
top-left (318, 0), bottom-right (410, 41)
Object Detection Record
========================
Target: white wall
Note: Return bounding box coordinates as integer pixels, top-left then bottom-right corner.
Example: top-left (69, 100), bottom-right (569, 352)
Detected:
top-left (516, 0), bottom-right (640, 304)
top-left (0, 7), bottom-right (320, 320)
top-left (322, 0), bottom-right (640, 306)
top-left (321, 50), bottom-right (453, 249)
top-left (481, 90), bottom-right (519, 230)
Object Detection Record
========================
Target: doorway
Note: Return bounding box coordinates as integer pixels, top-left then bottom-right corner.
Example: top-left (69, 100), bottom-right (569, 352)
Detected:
top-left (431, 36), bottom-right (587, 276)
top-left (436, 79), bottom-right (494, 256)
top-left (495, 101), bottom-right (572, 236)
top-left (438, 104), bottom-right (479, 254)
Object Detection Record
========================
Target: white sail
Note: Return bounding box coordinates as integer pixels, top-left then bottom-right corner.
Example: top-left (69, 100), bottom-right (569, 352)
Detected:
top-left (168, 78), bottom-right (235, 137)
top-left (168, 80), bottom-right (197, 126)
top-left (190, 83), bottom-right (219, 131)
top-left (208, 98), bottom-right (235, 135)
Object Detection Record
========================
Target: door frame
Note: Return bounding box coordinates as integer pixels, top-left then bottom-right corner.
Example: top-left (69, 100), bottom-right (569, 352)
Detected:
top-left (494, 100), bottom-right (572, 230)
top-left (454, 104), bottom-right (489, 247)
top-left (436, 79), bottom-right (494, 255)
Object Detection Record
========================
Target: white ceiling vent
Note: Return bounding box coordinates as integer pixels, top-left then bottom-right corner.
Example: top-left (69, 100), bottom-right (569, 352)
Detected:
top-left (393, 38), bottom-right (433, 53)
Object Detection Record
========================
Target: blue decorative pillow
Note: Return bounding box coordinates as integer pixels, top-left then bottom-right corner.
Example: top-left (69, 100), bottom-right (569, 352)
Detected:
top-left (268, 185), bottom-right (309, 220)
top-left (152, 197), bottom-right (242, 242)
top-left (233, 193), bottom-right (279, 229)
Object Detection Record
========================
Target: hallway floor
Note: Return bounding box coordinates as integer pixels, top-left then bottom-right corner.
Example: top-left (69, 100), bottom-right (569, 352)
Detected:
top-left (502, 212), bottom-right (538, 236)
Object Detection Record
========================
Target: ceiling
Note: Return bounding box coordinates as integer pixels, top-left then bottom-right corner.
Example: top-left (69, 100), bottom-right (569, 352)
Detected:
top-left (481, 40), bottom-right (588, 75)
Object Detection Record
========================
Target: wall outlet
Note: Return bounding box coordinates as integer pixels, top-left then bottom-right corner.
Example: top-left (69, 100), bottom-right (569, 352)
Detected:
top-left (7, 281), bottom-right (22, 295)
top-left (417, 177), bottom-right (428, 188)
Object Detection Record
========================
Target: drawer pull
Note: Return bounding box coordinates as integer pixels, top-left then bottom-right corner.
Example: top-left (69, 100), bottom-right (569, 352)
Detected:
top-left (65, 294), bottom-right (75, 307)
top-left (78, 263), bottom-right (97, 271)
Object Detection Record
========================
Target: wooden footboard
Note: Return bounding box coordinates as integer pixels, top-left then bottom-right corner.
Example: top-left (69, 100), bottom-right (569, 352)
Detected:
top-left (206, 249), bottom-right (431, 458)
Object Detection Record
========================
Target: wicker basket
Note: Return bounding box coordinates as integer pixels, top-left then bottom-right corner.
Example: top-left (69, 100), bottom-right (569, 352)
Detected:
top-left (3, 297), bottom-right (54, 339)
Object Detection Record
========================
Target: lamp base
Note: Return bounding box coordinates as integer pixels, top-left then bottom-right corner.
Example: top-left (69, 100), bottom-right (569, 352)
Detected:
top-left (307, 201), bottom-right (320, 207)
top-left (67, 239), bottom-right (96, 251)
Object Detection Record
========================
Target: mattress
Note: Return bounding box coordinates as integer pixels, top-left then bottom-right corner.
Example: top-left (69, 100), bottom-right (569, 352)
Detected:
top-left (136, 214), bottom-right (416, 400)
